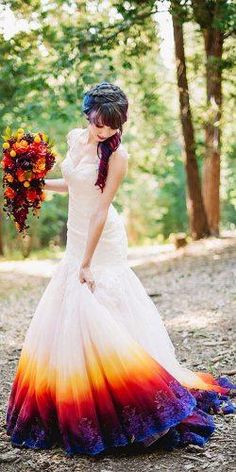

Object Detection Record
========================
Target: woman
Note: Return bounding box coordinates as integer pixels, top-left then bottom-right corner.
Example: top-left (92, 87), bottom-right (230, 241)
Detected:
top-left (5, 81), bottom-right (235, 457)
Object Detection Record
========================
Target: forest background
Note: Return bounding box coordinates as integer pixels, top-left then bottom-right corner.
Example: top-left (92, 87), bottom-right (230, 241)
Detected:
top-left (0, 0), bottom-right (235, 259)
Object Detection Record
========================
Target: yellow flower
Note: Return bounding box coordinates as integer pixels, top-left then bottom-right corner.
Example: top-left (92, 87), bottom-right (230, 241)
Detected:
top-left (23, 181), bottom-right (30, 187)
top-left (34, 135), bottom-right (41, 143)
top-left (10, 150), bottom-right (16, 157)
top-left (17, 128), bottom-right (24, 134)
top-left (3, 142), bottom-right (10, 149)
top-left (6, 173), bottom-right (14, 182)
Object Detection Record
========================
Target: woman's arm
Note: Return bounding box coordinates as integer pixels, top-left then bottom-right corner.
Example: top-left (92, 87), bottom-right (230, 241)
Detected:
top-left (80, 148), bottom-right (128, 272)
top-left (44, 178), bottom-right (68, 193)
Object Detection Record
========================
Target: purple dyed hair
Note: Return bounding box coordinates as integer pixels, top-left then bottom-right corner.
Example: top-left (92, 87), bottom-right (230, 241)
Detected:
top-left (81, 81), bottom-right (128, 192)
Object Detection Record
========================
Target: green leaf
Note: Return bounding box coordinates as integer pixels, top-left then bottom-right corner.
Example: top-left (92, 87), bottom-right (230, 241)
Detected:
top-left (1, 126), bottom-right (12, 141)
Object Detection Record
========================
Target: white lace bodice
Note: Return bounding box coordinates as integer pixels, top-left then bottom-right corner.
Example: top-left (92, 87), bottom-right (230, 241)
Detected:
top-left (60, 128), bottom-right (129, 269)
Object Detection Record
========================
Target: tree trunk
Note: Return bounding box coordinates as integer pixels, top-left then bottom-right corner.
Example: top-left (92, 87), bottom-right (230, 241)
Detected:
top-left (172, 13), bottom-right (209, 240)
top-left (202, 28), bottom-right (223, 236)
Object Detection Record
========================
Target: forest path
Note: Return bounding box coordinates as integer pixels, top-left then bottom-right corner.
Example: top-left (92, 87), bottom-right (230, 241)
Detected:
top-left (1, 233), bottom-right (235, 471)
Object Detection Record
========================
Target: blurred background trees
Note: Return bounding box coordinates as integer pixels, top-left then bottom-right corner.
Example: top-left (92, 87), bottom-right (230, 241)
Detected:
top-left (0, 0), bottom-right (235, 258)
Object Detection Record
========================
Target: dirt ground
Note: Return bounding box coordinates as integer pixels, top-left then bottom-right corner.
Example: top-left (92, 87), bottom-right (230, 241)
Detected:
top-left (0, 232), bottom-right (235, 472)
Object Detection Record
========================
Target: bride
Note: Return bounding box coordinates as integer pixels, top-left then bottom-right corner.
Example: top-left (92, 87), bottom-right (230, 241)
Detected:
top-left (5, 81), bottom-right (235, 457)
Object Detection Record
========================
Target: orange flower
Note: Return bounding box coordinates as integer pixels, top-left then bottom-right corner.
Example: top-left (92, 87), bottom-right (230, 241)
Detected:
top-left (37, 157), bottom-right (46, 167)
top-left (4, 187), bottom-right (16, 199)
top-left (16, 169), bottom-right (27, 182)
top-left (13, 140), bottom-right (29, 153)
top-left (37, 157), bottom-right (45, 164)
top-left (33, 157), bottom-right (46, 172)
top-left (33, 165), bottom-right (46, 174)
top-left (40, 191), bottom-right (46, 201)
top-left (16, 169), bottom-right (32, 182)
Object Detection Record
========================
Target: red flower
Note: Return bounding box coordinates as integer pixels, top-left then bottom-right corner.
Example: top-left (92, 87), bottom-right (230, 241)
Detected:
top-left (33, 171), bottom-right (46, 179)
top-left (29, 142), bottom-right (47, 156)
top-left (2, 155), bottom-right (14, 169)
top-left (26, 189), bottom-right (38, 202)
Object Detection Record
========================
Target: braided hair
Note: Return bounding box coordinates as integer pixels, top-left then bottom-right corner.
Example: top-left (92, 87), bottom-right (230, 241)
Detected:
top-left (81, 81), bottom-right (128, 192)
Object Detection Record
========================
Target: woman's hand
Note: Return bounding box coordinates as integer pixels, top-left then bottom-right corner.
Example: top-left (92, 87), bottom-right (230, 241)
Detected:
top-left (78, 265), bottom-right (96, 293)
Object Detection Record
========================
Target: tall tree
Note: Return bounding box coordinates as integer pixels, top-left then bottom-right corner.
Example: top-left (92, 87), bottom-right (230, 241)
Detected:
top-left (191, 0), bottom-right (235, 235)
top-left (171, 2), bottom-right (209, 239)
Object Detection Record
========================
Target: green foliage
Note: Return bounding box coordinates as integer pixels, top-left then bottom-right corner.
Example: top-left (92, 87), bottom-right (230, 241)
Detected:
top-left (37, 194), bottom-right (68, 246)
top-left (0, 0), bottom-right (235, 255)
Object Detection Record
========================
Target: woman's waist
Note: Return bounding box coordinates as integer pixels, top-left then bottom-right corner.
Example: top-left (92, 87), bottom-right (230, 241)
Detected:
top-left (67, 203), bottom-right (124, 231)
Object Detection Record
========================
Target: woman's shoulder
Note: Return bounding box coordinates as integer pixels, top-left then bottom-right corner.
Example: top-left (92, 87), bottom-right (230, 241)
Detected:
top-left (112, 142), bottom-right (130, 161)
top-left (66, 127), bottom-right (84, 146)
top-left (110, 143), bottom-right (129, 177)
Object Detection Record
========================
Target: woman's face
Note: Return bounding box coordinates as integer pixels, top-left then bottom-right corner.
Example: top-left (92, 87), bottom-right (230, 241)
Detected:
top-left (88, 121), bottom-right (119, 143)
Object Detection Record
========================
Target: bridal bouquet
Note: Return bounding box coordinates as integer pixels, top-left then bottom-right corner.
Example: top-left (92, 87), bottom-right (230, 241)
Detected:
top-left (1, 127), bottom-right (56, 234)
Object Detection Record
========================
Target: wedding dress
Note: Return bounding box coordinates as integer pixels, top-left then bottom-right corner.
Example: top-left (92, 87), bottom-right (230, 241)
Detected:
top-left (5, 127), bottom-right (235, 457)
